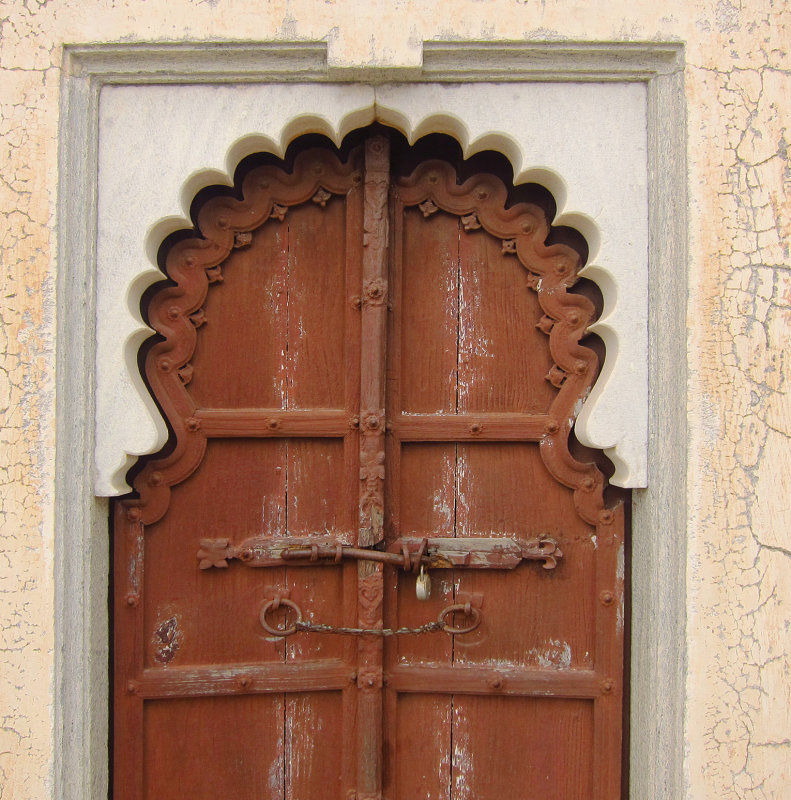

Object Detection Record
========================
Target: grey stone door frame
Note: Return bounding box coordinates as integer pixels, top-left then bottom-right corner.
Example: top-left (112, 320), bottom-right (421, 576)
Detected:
top-left (56, 40), bottom-right (686, 799)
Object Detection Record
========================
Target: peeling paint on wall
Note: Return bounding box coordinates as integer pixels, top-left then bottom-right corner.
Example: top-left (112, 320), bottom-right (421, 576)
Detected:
top-left (687, 39), bottom-right (791, 796)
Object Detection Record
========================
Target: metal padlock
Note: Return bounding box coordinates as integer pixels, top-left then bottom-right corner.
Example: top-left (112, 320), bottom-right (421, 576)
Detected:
top-left (416, 564), bottom-right (431, 601)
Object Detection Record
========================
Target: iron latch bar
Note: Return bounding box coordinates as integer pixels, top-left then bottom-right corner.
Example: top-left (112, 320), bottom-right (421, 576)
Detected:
top-left (198, 535), bottom-right (561, 571)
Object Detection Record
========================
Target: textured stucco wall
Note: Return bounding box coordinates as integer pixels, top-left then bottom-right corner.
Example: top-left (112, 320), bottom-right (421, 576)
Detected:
top-left (0, 1), bottom-right (789, 798)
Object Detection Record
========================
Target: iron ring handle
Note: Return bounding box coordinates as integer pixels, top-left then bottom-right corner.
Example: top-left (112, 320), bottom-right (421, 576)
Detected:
top-left (438, 602), bottom-right (482, 635)
top-left (259, 596), bottom-right (303, 637)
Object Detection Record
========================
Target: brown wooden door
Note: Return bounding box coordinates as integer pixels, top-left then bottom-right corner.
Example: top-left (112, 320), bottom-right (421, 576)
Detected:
top-left (114, 134), bottom-right (625, 799)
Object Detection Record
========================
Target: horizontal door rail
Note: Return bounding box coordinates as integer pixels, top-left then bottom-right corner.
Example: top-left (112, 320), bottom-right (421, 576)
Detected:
top-left (386, 665), bottom-right (609, 699)
top-left (193, 408), bottom-right (350, 437)
top-left (129, 660), bottom-right (351, 699)
top-left (391, 412), bottom-right (551, 441)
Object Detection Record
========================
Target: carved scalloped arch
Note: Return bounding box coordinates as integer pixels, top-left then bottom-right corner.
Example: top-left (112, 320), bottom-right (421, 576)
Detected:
top-left (126, 147), bottom-right (608, 528)
top-left (130, 149), bottom-right (362, 524)
top-left (97, 88), bottom-right (645, 496)
top-left (395, 161), bottom-right (606, 525)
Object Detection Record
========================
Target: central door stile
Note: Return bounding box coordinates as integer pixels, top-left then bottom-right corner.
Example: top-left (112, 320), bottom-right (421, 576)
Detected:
top-left (356, 135), bottom-right (391, 800)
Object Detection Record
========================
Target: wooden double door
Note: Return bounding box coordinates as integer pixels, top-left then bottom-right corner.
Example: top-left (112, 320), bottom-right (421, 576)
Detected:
top-left (114, 134), bottom-right (625, 799)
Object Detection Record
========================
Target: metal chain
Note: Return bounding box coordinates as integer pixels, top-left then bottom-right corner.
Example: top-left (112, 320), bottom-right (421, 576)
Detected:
top-left (294, 620), bottom-right (446, 637)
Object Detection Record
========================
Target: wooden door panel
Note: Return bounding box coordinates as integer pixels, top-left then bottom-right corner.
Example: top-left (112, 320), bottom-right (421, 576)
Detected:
top-left (457, 223), bottom-right (556, 414)
top-left (395, 208), bottom-right (556, 418)
top-left (142, 438), bottom-right (352, 667)
top-left (454, 443), bottom-right (565, 536)
top-left (284, 692), bottom-right (347, 800)
top-left (283, 438), bottom-right (353, 536)
top-left (393, 441), bottom-right (597, 669)
top-left (143, 692), bottom-right (346, 800)
top-left (115, 138), bottom-right (625, 799)
top-left (189, 200), bottom-right (352, 410)
top-left (187, 222), bottom-right (289, 408)
top-left (284, 198), bottom-right (349, 410)
top-left (398, 208), bottom-right (460, 414)
top-left (396, 442), bottom-right (457, 539)
top-left (449, 696), bottom-right (594, 800)
top-left (389, 693), bottom-right (452, 800)
top-left (143, 695), bottom-right (286, 799)
top-left (388, 694), bottom-right (594, 800)
top-left (283, 564), bottom-right (351, 664)
top-left (452, 443), bottom-right (597, 670)
top-left (143, 439), bottom-right (287, 667)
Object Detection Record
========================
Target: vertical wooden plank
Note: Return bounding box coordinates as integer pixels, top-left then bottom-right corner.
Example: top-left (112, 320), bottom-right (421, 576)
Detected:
top-left (384, 191), bottom-right (459, 800)
top-left (387, 187), bottom-right (460, 656)
top-left (143, 695), bottom-right (285, 799)
top-left (342, 157), bottom-right (364, 800)
top-left (142, 440), bottom-right (287, 667)
top-left (113, 505), bottom-right (145, 800)
top-left (399, 208), bottom-right (460, 414)
top-left (286, 199), bottom-right (348, 410)
top-left (285, 440), bottom-right (347, 663)
top-left (356, 135), bottom-right (390, 800)
top-left (457, 227), bottom-right (555, 414)
top-left (285, 565), bottom-right (346, 664)
top-left (392, 443), bottom-right (454, 666)
top-left (385, 189), bottom-right (461, 800)
top-left (281, 185), bottom-right (359, 790)
top-left (384, 194), bottom-right (406, 541)
top-left (286, 439), bottom-right (349, 537)
top-left (389, 693), bottom-right (452, 800)
top-left (285, 693), bottom-right (345, 800)
top-left (450, 697), bottom-right (594, 800)
top-left (592, 503), bottom-right (626, 800)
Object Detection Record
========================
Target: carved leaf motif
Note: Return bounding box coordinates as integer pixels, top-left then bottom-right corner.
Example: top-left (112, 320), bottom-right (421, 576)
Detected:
top-left (270, 203), bottom-right (287, 221)
top-left (188, 309), bottom-right (207, 328)
top-left (546, 365), bottom-right (567, 388)
top-left (359, 448), bottom-right (385, 482)
top-left (418, 199), bottom-right (439, 217)
top-left (461, 212), bottom-right (481, 231)
top-left (197, 538), bottom-right (231, 569)
top-left (312, 188), bottom-right (332, 207)
top-left (233, 231), bottom-right (252, 248)
top-left (525, 273), bottom-right (540, 291)
top-left (536, 315), bottom-right (555, 335)
top-left (177, 364), bottom-right (194, 385)
top-left (205, 265), bottom-right (223, 283)
top-left (358, 572), bottom-right (383, 619)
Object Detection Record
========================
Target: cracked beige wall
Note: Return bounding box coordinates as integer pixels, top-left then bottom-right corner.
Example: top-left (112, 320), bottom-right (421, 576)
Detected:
top-left (0, 0), bottom-right (788, 798)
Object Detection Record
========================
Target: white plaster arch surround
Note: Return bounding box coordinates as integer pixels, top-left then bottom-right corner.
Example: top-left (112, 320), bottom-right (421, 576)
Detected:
top-left (96, 81), bottom-right (648, 495)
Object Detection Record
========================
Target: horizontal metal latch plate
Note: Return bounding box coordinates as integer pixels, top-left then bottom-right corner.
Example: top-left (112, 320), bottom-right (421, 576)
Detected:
top-left (197, 535), bottom-right (561, 570)
top-left (389, 536), bottom-right (561, 570)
